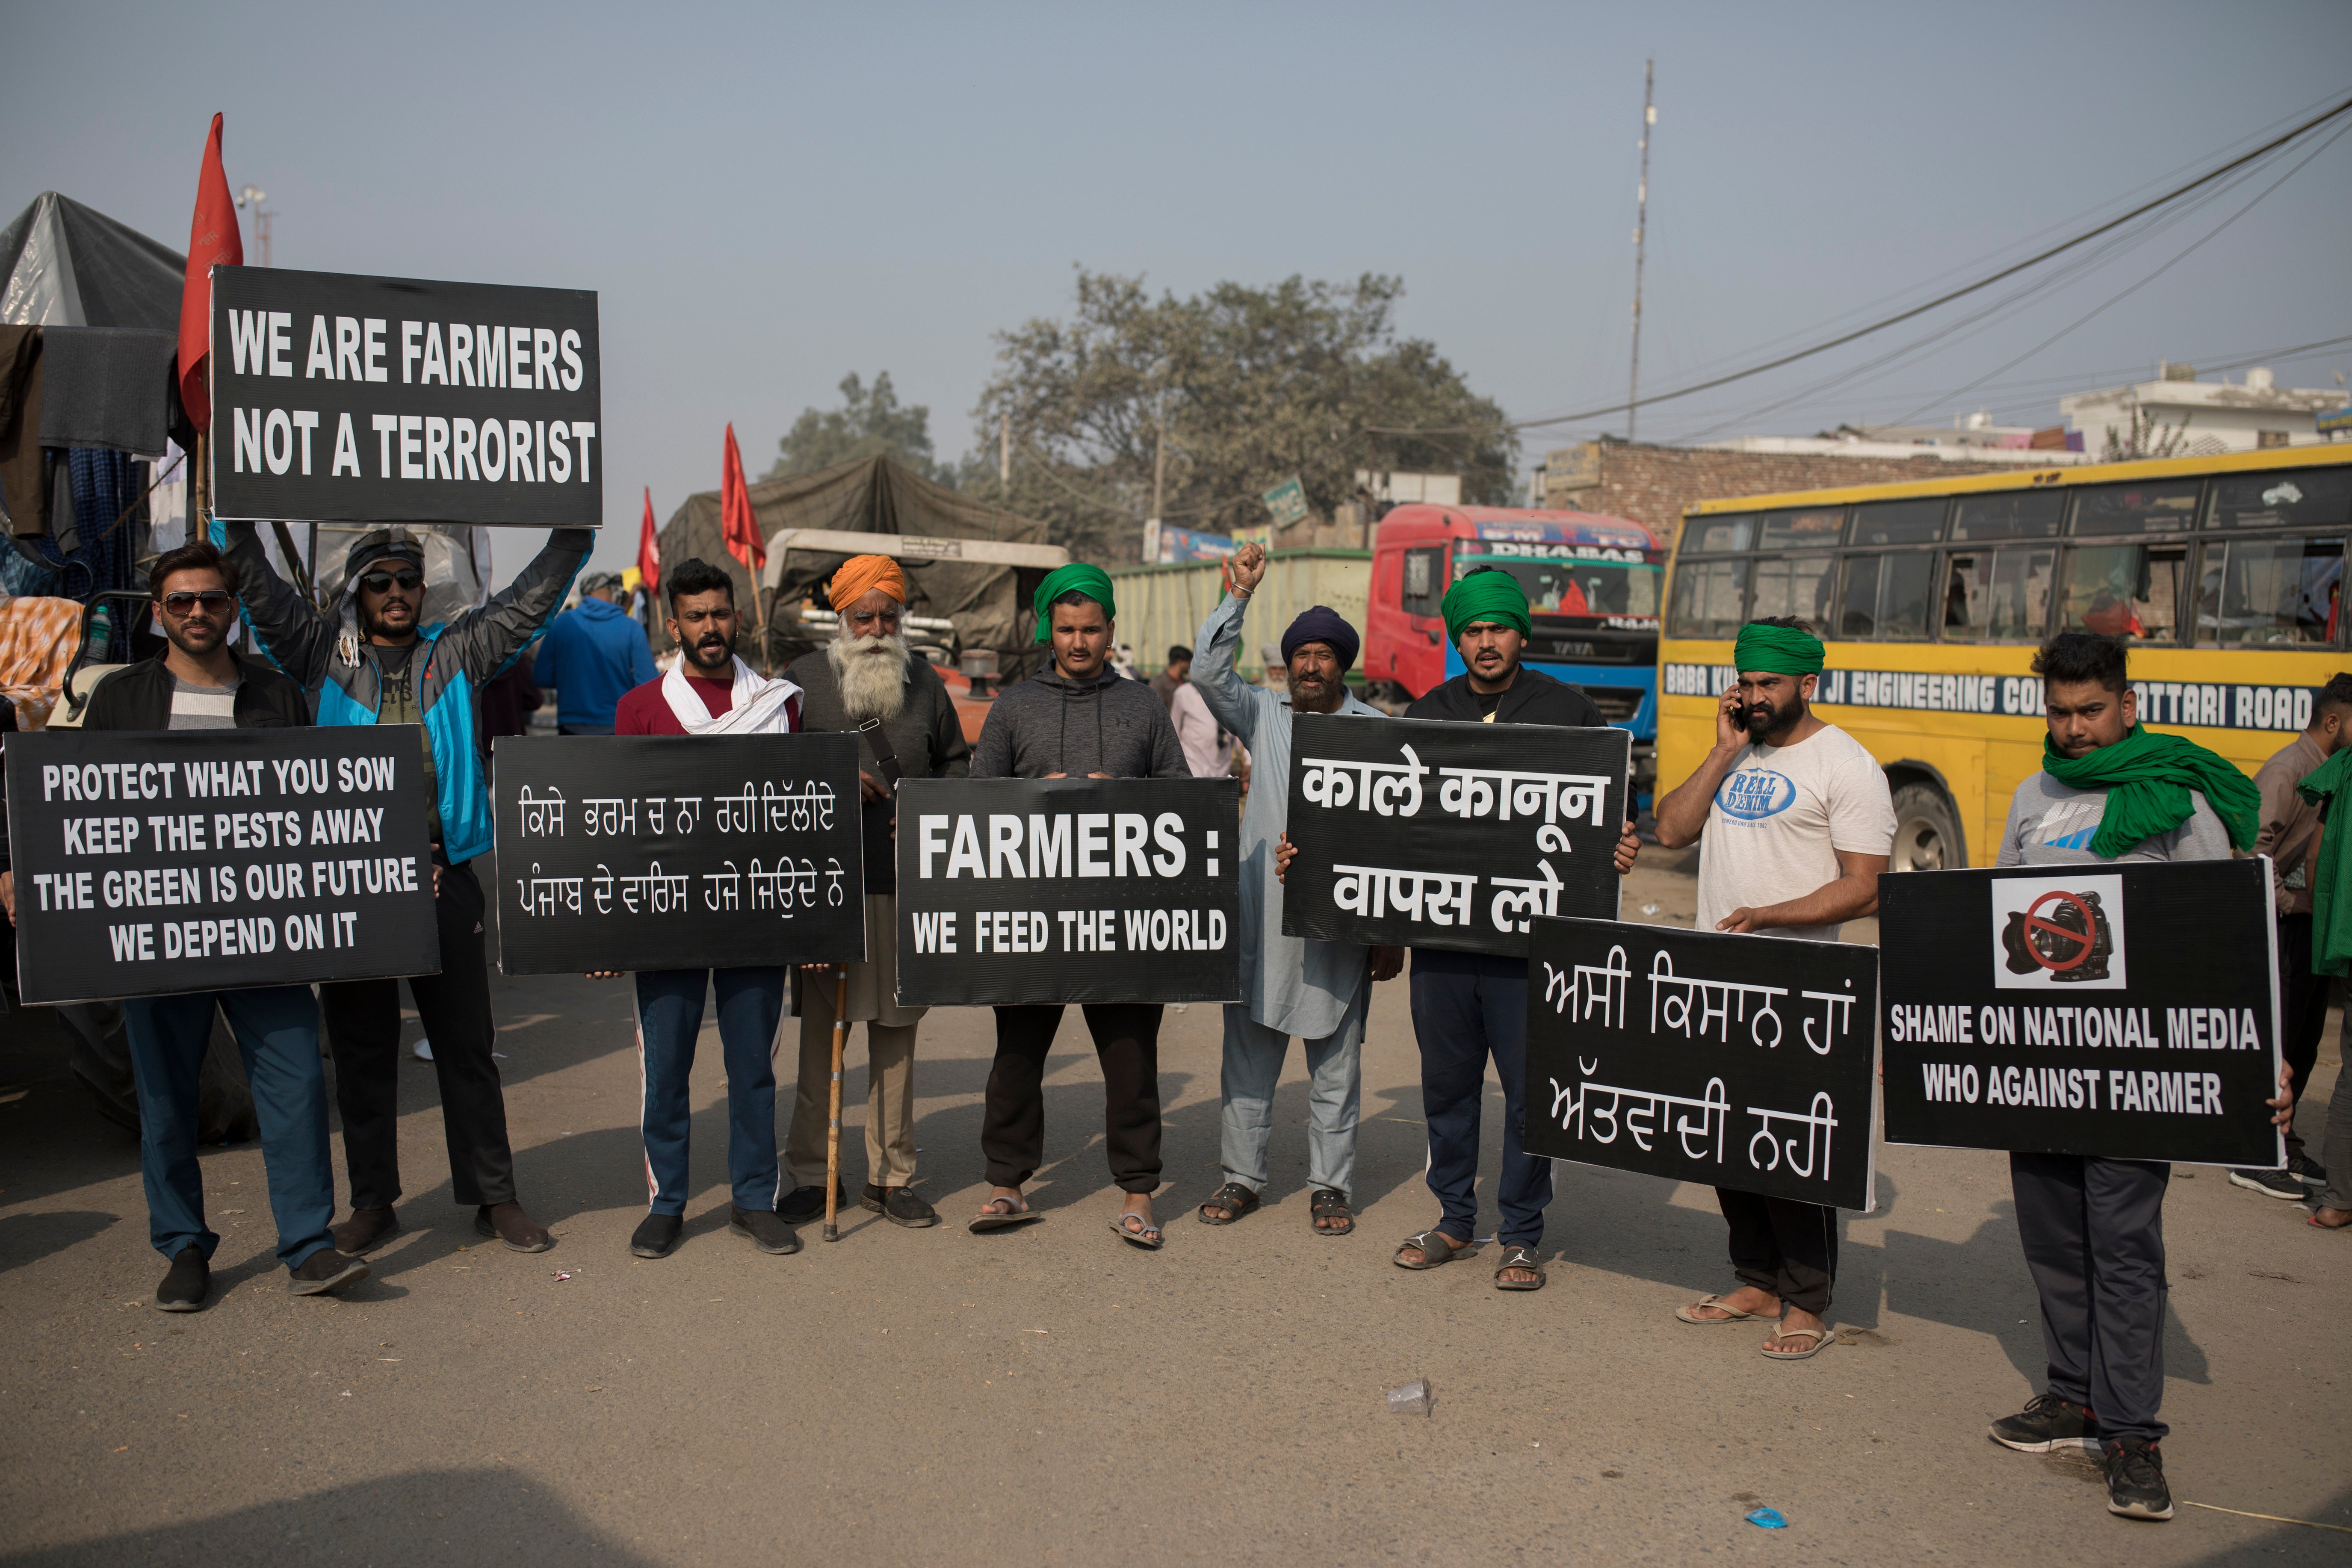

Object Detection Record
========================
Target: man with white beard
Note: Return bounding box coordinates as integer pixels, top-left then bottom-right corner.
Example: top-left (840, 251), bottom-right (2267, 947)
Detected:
top-left (779, 555), bottom-right (970, 1229)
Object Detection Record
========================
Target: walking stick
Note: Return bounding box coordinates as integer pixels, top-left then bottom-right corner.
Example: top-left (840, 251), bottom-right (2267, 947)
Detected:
top-left (824, 966), bottom-right (849, 1241)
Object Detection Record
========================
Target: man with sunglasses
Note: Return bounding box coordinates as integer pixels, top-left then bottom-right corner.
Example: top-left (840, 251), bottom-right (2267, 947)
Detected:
top-left (82, 541), bottom-right (372, 1308)
top-left (224, 520), bottom-right (593, 1256)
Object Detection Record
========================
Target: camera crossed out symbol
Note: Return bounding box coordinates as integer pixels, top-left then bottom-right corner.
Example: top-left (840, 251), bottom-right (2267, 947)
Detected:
top-left (2021, 889), bottom-right (2097, 973)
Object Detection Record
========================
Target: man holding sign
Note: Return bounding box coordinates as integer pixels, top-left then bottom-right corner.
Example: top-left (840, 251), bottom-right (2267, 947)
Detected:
top-left (1651, 618), bottom-right (1894, 1359)
top-left (86, 542), bottom-right (370, 1308)
top-left (968, 564), bottom-right (1187, 1248)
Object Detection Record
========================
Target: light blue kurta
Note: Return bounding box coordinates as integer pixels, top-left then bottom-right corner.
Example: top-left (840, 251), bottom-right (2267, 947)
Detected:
top-left (1191, 591), bottom-right (1384, 1039)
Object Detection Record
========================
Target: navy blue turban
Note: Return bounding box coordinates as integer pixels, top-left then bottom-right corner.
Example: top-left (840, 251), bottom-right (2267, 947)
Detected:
top-left (1281, 605), bottom-right (1359, 670)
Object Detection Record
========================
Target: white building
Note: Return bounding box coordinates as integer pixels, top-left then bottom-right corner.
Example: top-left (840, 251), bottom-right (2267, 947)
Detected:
top-left (2061, 365), bottom-right (2346, 458)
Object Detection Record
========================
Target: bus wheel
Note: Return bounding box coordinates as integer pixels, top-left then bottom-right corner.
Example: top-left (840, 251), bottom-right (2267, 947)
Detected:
top-left (1889, 783), bottom-right (1963, 871)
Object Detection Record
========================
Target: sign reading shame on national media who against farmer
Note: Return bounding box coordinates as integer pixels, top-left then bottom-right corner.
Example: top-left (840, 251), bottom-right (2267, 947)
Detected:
top-left (1524, 918), bottom-right (1879, 1211)
top-left (491, 734), bottom-right (865, 975)
top-left (1878, 859), bottom-right (2283, 1167)
top-left (209, 266), bottom-right (600, 529)
top-left (5, 727), bottom-right (439, 1006)
top-left (893, 777), bottom-right (1241, 1007)
top-left (1280, 714), bottom-right (1628, 959)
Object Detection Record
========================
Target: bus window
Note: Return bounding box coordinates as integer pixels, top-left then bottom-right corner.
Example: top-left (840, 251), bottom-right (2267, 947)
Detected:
top-left (1682, 516), bottom-right (1753, 554)
top-left (1758, 508), bottom-right (1844, 549)
top-left (1750, 554), bottom-right (1836, 628)
top-left (2204, 469), bottom-right (2352, 531)
top-left (1850, 499), bottom-right (1947, 546)
top-left (1402, 546), bottom-right (1445, 617)
top-left (1943, 548), bottom-right (2054, 641)
top-left (2070, 481), bottom-right (2200, 536)
top-left (1839, 552), bottom-right (1934, 639)
top-left (2194, 536), bottom-right (2345, 645)
top-left (1667, 559), bottom-right (1750, 638)
top-left (1951, 490), bottom-right (2064, 541)
top-left (2060, 543), bottom-right (2185, 640)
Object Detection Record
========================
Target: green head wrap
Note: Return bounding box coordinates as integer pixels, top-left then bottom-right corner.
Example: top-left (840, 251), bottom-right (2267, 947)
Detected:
top-left (1441, 570), bottom-right (1531, 643)
top-left (1032, 562), bottom-right (1117, 644)
top-left (1733, 622), bottom-right (1826, 676)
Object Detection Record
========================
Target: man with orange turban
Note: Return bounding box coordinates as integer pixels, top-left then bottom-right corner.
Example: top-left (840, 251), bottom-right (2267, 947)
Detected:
top-left (777, 553), bottom-right (970, 1228)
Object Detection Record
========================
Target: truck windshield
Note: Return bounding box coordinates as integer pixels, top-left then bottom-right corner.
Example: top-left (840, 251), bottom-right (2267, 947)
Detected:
top-left (1456, 554), bottom-right (1661, 620)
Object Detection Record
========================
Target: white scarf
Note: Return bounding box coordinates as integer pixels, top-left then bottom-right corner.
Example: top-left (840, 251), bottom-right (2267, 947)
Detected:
top-left (661, 655), bottom-right (802, 734)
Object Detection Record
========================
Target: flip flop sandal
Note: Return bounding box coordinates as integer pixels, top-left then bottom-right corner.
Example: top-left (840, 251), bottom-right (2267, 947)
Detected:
top-left (1675, 1293), bottom-right (1766, 1325)
top-left (1309, 1188), bottom-right (1355, 1236)
top-left (969, 1196), bottom-right (1045, 1234)
top-left (1392, 1228), bottom-right (1467, 1270)
top-left (1197, 1181), bottom-right (1260, 1225)
top-left (1492, 1243), bottom-right (1545, 1291)
top-left (1760, 1326), bottom-right (1834, 1361)
top-left (1111, 1212), bottom-right (1164, 1250)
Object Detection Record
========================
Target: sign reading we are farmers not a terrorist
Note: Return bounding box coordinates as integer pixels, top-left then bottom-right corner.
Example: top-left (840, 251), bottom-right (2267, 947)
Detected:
top-left (6, 728), bottom-right (440, 1005)
top-left (209, 265), bottom-right (601, 529)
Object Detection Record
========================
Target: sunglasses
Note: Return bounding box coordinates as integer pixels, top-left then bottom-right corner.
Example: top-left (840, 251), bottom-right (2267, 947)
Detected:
top-left (158, 590), bottom-right (234, 615)
top-left (360, 570), bottom-right (424, 594)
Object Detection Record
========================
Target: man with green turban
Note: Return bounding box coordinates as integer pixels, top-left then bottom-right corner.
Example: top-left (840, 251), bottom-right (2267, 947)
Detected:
top-left (1976, 630), bottom-right (2291, 1524)
top-left (1652, 615), bottom-right (1896, 1363)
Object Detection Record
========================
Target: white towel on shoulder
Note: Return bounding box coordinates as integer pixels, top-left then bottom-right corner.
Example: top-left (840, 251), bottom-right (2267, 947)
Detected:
top-left (660, 656), bottom-right (801, 734)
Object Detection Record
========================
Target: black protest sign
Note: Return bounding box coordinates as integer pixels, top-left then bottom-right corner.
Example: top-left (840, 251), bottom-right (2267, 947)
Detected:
top-left (1523, 918), bottom-right (1879, 1210)
top-left (209, 266), bottom-right (601, 529)
top-left (1280, 714), bottom-right (1628, 957)
top-left (1879, 859), bottom-right (2282, 1166)
top-left (894, 777), bottom-right (1241, 1007)
top-left (5, 727), bottom-right (438, 1005)
top-left (491, 735), bottom-right (865, 974)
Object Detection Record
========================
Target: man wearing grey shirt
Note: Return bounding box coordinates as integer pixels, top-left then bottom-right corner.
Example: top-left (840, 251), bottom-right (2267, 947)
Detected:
top-left (1985, 632), bottom-right (2287, 1524)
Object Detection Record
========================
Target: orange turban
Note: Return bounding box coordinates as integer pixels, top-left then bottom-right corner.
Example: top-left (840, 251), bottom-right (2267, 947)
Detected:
top-left (827, 554), bottom-right (905, 611)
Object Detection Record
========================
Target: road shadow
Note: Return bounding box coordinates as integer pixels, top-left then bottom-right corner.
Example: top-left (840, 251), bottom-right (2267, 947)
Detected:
top-left (0, 1209), bottom-right (118, 1275)
top-left (0, 1465), bottom-right (658, 1568)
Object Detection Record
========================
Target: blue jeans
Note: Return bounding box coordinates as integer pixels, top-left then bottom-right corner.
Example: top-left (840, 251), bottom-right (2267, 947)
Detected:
top-left (1409, 949), bottom-right (1554, 1248)
top-left (635, 968), bottom-right (785, 1215)
top-left (1218, 983), bottom-right (1365, 1198)
top-left (123, 986), bottom-right (336, 1271)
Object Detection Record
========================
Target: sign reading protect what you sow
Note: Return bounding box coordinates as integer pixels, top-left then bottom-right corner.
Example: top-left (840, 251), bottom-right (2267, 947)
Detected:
top-left (1879, 858), bottom-right (2283, 1167)
top-left (6, 728), bottom-right (439, 1005)
top-left (894, 777), bottom-right (1241, 1007)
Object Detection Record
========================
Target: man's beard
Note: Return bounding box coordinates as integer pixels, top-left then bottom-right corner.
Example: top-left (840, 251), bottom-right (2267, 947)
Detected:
top-left (685, 634), bottom-right (733, 673)
top-left (829, 630), bottom-right (910, 722)
top-left (1745, 696), bottom-right (1802, 738)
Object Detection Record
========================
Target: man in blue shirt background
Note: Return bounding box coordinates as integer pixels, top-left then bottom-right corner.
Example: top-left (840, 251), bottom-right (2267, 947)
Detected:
top-left (535, 571), bottom-right (657, 735)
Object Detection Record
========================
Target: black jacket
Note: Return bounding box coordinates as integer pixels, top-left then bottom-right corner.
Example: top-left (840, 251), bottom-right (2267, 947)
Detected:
top-left (1406, 665), bottom-right (1607, 727)
top-left (82, 651), bottom-right (315, 732)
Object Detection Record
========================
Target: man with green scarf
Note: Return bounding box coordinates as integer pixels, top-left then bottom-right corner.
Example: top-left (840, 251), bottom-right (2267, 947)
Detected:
top-left (1654, 616), bottom-right (1895, 1364)
top-left (1985, 630), bottom-right (2290, 1524)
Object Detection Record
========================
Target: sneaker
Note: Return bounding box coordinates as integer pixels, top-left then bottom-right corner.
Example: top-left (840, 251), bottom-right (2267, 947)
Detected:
top-left (729, 1205), bottom-right (801, 1255)
top-left (2104, 1437), bottom-right (2174, 1520)
top-left (474, 1202), bottom-right (553, 1253)
top-left (289, 1249), bottom-right (371, 1296)
top-left (1988, 1392), bottom-right (2100, 1452)
top-left (863, 1184), bottom-right (941, 1228)
top-left (2290, 1153), bottom-right (2328, 1187)
top-left (156, 1245), bottom-right (210, 1312)
top-left (629, 1212), bottom-right (683, 1258)
top-left (332, 1206), bottom-right (399, 1255)
top-left (2228, 1167), bottom-right (2308, 1200)
top-left (776, 1183), bottom-right (843, 1225)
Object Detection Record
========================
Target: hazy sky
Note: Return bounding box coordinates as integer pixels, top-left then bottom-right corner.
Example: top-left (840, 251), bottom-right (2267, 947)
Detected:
top-left (9, 2), bottom-right (2350, 579)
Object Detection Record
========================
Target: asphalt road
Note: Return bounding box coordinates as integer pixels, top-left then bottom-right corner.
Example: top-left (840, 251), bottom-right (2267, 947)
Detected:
top-left (0, 851), bottom-right (2344, 1566)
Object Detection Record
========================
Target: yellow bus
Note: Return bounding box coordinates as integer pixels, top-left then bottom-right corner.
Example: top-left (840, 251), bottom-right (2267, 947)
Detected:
top-left (1658, 444), bottom-right (2352, 870)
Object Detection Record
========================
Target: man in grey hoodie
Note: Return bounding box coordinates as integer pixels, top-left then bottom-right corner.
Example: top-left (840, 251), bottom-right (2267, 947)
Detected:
top-left (968, 564), bottom-right (1188, 1248)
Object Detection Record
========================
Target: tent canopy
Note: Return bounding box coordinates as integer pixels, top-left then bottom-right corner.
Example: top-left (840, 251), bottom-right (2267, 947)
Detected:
top-left (0, 192), bottom-right (184, 329)
top-left (656, 454), bottom-right (1054, 657)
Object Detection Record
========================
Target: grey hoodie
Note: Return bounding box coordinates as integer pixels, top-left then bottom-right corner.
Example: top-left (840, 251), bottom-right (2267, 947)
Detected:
top-left (971, 664), bottom-right (1187, 780)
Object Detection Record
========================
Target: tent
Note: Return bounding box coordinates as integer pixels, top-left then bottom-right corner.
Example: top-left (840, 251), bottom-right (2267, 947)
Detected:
top-left (0, 191), bottom-right (184, 331)
top-left (656, 454), bottom-right (1055, 664)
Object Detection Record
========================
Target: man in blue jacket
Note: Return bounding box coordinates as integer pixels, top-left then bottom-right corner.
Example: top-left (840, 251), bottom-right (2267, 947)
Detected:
top-left (223, 521), bottom-right (592, 1256)
top-left (533, 570), bottom-right (656, 734)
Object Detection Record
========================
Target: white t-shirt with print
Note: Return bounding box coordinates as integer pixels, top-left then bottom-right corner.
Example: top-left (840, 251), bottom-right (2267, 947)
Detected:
top-left (1694, 723), bottom-right (1896, 942)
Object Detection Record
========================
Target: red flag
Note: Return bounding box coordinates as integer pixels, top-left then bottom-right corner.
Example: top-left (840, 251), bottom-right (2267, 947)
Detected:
top-left (720, 424), bottom-right (764, 574)
top-left (637, 487), bottom-right (661, 592)
top-left (174, 113), bottom-right (242, 433)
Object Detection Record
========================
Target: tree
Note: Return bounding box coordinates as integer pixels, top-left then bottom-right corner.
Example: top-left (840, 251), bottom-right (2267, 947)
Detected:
top-left (765, 371), bottom-right (941, 481)
top-left (2097, 403), bottom-right (2190, 464)
top-left (964, 269), bottom-right (1518, 562)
